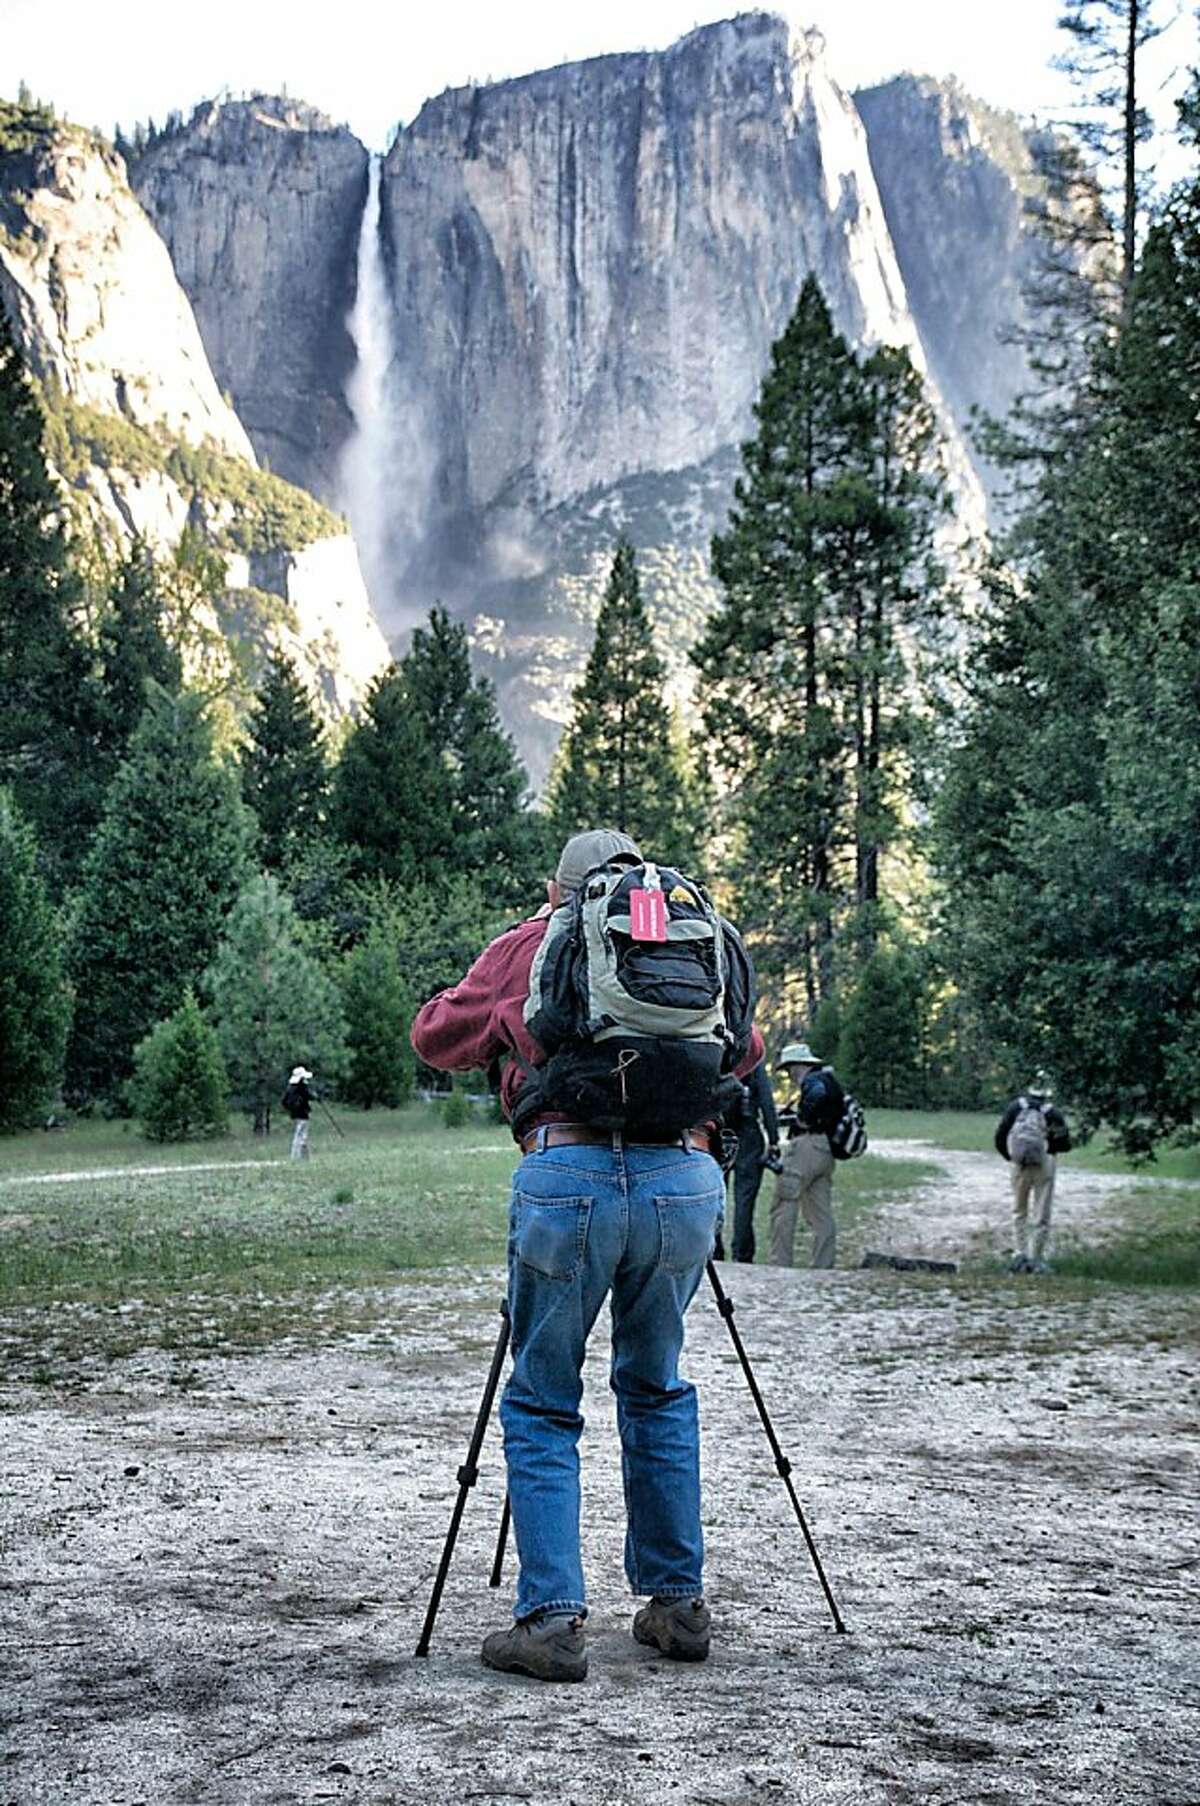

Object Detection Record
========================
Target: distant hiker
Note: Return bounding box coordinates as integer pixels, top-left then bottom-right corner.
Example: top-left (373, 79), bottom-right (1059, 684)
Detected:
top-left (283, 1066), bottom-right (313, 1160)
top-left (411, 827), bottom-right (763, 1682)
top-left (770, 1042), bottom-right (850, 1269)
top-left (995, 1081), bottom-right (1071, 1273)
top-left (726, 1061), bottom-right (781, 1263)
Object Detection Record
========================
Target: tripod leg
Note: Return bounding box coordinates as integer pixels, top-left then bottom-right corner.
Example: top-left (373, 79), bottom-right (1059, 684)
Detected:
top-left (414, 1300), bottom-right (511, 1657)
top-left (489, 1494), bottom-right (511, 1588)
top-left (706, 1260), bottom-right (847, 1634)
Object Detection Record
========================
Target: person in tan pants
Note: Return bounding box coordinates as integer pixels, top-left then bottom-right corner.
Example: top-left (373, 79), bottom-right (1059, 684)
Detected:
top-left (768, 1043), bottom-right (842, 1269)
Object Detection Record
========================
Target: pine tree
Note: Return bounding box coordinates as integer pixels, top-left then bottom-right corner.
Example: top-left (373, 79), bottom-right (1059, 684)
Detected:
top-left (95, 537), bottom-right (182, 777)
top-left (550, 541), bottom-right (706, 870)
top-left (208, 874), bottom-right (348, 1133)
top-left (0, 789), bottom-right (72, 1131)
top-left (331, 663), bottom-right (451, 882)
top-left (984, 0), bottom-right (1173, 502)
top-left (340, 925), bottom-right (414, 1108)
top-left (332, 609), bottom-right (544, 905)
top-left (694, 277), bottom-right (950, 1007)
top-left (852, 344), bottom-right (949, 921)
top-left (0, 305), bottom-right (101, 883)
top-left (1053, 0), bottom-right (1171, 317)
top-left (402, 605), bottom-right (544, 903)
top-left (839, 948), bottom-right (923, 1108)
top-left (66, 689), bottom-right (254, 1103)
top-left (131, 988), bottom-right (229, 1142)
top-left (932, 99), bottom-right (1200, 1151)
top-left (241, 647), bottom-right (329, 871)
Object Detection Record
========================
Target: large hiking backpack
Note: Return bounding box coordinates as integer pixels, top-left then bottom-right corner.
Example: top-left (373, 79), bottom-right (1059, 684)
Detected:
top-left (1007, 1097), bottom-right (1048, 1168)
top-left (519, 858), bottom-right (756, 1139)
top-left (829, 1093), bottom-right (868, 1161)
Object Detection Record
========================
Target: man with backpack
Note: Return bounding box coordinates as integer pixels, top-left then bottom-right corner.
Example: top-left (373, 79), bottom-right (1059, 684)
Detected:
top-left (282, 1065), bottom-right (313, 1160)
top-left (725, 1061), bottom-right (781, 1263)
top-left (411, 827), bottom-right (764, 1684)
top-left (769, 1042), bottom-right (858, 1269)
top-left (995, 1082), bottom-right (1071, 1273)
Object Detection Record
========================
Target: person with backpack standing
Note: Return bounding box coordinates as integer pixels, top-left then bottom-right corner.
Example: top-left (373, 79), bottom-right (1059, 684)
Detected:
top-left (770, 1042), bottom-right (850, 1269)
top-left (725, 1061), bottom-right (781, 1263)
top-left (283, 1065), bottom-right (313, 1160)
top-left (995, 1081), bottom-right (1071, 1273)
top-left (411, 827), bottom-right (764, 1684)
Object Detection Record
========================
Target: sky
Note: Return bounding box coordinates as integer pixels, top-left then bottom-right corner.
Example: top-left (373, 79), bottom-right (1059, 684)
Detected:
top-left (4, 0), bottom-right (1195, 159)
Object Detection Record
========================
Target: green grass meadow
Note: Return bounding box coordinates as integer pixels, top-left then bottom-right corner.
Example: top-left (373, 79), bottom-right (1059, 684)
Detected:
top-left (1, 1105), bottom-right (1194, 1370)
top-left (0, 1104), bottom-right (934, 1314)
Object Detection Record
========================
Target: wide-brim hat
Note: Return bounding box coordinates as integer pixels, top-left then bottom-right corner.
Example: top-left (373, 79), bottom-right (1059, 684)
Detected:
top-left (777, 1042), bottom-right (819, 1069)
top-left (289, 1066), bottom-right (313, 1084)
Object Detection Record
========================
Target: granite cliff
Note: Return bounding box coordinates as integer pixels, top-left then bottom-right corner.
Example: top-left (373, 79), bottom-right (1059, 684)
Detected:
top-left (132, 98), bottom-right (368, 503)
top-left (0, 104), bottom-right (389, 714)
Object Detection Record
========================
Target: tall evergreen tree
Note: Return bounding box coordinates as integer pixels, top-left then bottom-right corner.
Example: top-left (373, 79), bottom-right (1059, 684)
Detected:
top-left (550, 540), bottom-right (706, 870)
top-left (241, 647), bottom-right (329, 871)
top-left (66, 689), bottom-right (254, 1102)
top-left (208, 874), bottom-right (347, 1133)
top-left (332, 608), bottom-right (545, 905)
top-left (694, 278), bottom-right (950, 1007)
top-left (0, 789), bottom-right (72, 1130)
top-left (933, 102), bottom-right (1200, 1152)
top-left (1053, 0), bottom-right (1171, 317)
top-left (986, 0), bottom-right (1173, 506)
top-left (0, 305), bottom-right (101, 882)
top-left (95, 537), bottom-right (182, 777)
top-left (404, 605), bottom-right (542, 897)
top-left (331, 662), bottom-right (452, 882)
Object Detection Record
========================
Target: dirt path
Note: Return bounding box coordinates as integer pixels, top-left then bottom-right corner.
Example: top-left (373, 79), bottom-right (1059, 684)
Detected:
top-left (865, 1139), bottom-right (1135, 1264)
top-left (1, 1172), bottom-right (1197, 1805)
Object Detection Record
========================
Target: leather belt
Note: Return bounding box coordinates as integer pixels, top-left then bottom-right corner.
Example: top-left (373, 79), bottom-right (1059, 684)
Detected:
top-left (520, 1123), bottom-right (716, 1158)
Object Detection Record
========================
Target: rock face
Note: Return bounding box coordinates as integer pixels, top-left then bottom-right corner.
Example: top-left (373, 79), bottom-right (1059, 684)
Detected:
top-left (0, 123), bottom-right (253, 460)
top-left (381, 13), bottom-right (954, 601)
top-left (132, 99), bottom-right (368, 503)
top-left (0, 111), bottom-right (389, 716)
top-left (854, 75), bottom-right (1044, 478)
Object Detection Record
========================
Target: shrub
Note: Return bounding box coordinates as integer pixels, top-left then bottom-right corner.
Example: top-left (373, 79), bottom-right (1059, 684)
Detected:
top-left (340, 928), bottom-right (414, 1108)
top-left (439, 1090), bottom-right (474, 1129)
top-left (132, 989), bottom-right (228, 1141)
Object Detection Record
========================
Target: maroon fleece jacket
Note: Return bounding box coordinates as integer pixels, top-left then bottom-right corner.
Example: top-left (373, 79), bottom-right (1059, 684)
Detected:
top-left (410, 912), bottom-right (764, 1127)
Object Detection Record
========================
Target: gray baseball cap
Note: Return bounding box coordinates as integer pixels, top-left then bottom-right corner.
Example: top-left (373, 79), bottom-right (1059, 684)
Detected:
top-left (555, 828), bottom-right (642, 894)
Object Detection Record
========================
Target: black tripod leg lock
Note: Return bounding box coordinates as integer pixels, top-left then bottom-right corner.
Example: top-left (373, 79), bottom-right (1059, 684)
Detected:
top-left (456, 1463), bottom-right (480, 1488)
top-left (775, 1455), bottom-right (792, 1478)
top-left (717, 1295), bottom-right (735, 1320)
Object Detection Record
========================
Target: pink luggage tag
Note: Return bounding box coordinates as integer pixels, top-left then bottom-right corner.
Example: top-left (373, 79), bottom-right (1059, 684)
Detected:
top-left (629, 878), bottom-right (667, 942)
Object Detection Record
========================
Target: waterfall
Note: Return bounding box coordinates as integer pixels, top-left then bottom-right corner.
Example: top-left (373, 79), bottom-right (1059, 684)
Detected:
top-left (339, 156), bottom-right (400, 621)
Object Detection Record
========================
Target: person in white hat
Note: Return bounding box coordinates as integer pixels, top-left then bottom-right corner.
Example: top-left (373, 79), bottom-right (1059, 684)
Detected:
top-left (283, 1066), bottom-right (314, 1160)
top-left (770, 1041), bottom-right (845, 1268)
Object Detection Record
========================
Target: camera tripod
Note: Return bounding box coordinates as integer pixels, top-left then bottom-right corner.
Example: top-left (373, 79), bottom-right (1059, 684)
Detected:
top-left (414, 1260), bottom-right (847, 1656)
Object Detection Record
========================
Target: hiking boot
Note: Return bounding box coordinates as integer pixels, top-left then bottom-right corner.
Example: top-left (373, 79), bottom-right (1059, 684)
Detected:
top-left (1008, 1254), bottom-right (1032, 1274)
top-left (481, 1612), bottom-right (587, 1683)
top-left (632, 1595), bottom-right (711, 1662)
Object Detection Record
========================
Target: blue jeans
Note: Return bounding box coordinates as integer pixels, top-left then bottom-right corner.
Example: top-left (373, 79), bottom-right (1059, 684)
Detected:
top-left (499, 1137), bottom-right (724, 1622)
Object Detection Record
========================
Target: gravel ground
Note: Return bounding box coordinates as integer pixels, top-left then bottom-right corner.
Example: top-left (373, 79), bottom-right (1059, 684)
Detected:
top-left (1, 1149), bottom-right (1197, 1806)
